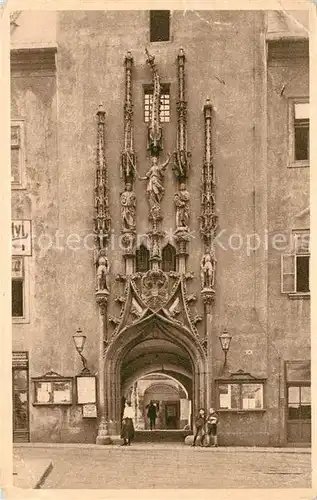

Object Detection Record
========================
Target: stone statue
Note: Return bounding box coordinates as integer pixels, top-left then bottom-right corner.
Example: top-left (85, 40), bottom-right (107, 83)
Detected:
top-left (200, 248), bottom-right (216, 289)
top-left (96, 255), bottom-right (110, 291)
top-left (120, 183), bottom-right (136, 232)
top-left (174, 182), bottom-right (190, 228)
top-left (139, 154), bottom-right (170, 211)
top-left (145, 49), bottom-right (162, 155)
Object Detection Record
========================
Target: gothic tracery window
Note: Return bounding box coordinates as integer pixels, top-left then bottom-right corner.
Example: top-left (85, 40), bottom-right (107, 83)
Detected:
top-left (136, 244), bottom-right (150, 273)
top-left (162, 243), bottom-right (176, 273)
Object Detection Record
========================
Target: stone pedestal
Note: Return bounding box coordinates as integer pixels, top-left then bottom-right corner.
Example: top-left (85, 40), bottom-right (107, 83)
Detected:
top-left (96, 417), bottom-right (112, 445)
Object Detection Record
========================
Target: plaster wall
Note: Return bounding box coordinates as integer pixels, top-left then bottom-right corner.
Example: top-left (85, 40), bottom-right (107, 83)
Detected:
top-left (11, 10), bottom-right (309, 445)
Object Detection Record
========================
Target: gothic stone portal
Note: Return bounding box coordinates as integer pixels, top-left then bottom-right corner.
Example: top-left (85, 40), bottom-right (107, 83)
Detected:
top-left (103, 313), bottom-right (207, 436)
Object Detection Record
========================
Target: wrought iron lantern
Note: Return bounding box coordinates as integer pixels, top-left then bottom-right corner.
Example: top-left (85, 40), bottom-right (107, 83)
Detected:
top-left (72, 328), bottom-right (90, 375)
top-left (219, 328), bottom-right (232, 367)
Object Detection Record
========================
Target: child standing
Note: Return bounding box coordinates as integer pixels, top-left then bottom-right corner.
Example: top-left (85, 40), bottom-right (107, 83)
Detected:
top-left (206, 407), bottom-right (219, 447)
top-left (191, 408), bottom-right (206, 447)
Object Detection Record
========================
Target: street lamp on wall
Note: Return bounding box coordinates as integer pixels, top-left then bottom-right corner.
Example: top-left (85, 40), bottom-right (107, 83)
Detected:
top-left (72, 328), bottom-right (91, 375)
top-left (219, 328), bottom-right (232, 367)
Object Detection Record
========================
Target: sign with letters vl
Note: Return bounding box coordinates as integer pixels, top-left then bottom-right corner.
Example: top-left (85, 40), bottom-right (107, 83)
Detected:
top-left (12, 220), bottom-right (32, 256)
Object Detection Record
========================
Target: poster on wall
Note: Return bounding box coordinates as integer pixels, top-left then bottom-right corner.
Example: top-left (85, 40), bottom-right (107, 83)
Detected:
top-left (12, 220), bottom-right (32, 256)
top-left (33, 378), bottom-right (73, 405)
top-left (82, 404), bottom-right (97, 418)
top-left (76, 376), bottom-right (97, 404)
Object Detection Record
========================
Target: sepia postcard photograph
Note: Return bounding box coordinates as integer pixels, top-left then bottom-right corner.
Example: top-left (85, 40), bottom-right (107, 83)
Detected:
top-left (0, 2), bottom-right (315, 498)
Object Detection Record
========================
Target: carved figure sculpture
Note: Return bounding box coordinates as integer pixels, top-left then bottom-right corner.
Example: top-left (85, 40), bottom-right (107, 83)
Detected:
top-left (200, 248), bottom-right (216, 289)
top-left (120, 183), bottom-right (136, 232)
top-left (96, 255), bottom-right (110, 291)
top-left (139, 154), bottom-right (170, 212)
top-left (145, 49), bottom-right (162, 155)
top-left (174, 182), bottom-right (190, 228)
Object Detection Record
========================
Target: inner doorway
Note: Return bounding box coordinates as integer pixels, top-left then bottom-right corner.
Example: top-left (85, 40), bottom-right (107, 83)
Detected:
top-left (285, 361), bottom-right (311, 446)
top-left (124, 372), bottom-right (192, 431)
top-left (12, 352), bottom-right (29, 442)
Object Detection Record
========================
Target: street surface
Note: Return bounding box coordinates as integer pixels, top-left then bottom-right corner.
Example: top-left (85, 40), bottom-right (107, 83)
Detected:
top-left (14, 444), bottom-right (311, 489)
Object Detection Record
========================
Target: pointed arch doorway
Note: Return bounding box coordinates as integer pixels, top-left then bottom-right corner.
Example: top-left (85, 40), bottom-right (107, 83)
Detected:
top-left (123, 371), bottom-right (191, 430)
top-left (103, 309), bottom-right (207, 437)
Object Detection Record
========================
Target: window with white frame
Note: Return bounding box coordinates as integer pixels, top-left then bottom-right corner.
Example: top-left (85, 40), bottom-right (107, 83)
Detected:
top-left (144, 84), bottom-right (170, 123)
top-left (289, 100), bottom-right (309, 166)
top-left (11, 121), bottom-right (25, 187)
top-left (218, 383), bottom-right (264, 410)
top-left (12, 257), bottom-right (24, 317)
top-left (281, 231), bottom-right (310, 295)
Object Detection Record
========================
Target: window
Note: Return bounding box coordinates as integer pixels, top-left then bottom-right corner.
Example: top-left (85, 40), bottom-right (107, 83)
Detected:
top-left (281, 231), bottom-right (310, 295)
top-left (136, 244), bottom-right (150, 273)
top-left (218, 383), bottom-right (264, 410)
top-left (289, 99), bottom-right (309, 167)
top-left (11, 121), bottom-right (25, 187)
top-left (144, 84), bottom-right (170, 123)
top-left (162, 243), bottom-right (176, 272)
top-left (150, 10), bottom-right (170, 42)
top-left (12, 257), bottom-right (24, 317)
top-left (288, 385), bottom-right (311, 420)
top-left (285, 361), bottom-right (311, 443)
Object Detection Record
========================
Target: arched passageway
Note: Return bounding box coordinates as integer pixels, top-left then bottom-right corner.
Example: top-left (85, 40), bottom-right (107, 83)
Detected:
top-left (103, 311), bottom-right (207, 435)
top-left (123, 372), bottom-right (192, 430)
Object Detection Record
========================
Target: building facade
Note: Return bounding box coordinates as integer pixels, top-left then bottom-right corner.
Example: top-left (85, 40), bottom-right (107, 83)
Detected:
top-left (11, 10), bottom-right (310, 446)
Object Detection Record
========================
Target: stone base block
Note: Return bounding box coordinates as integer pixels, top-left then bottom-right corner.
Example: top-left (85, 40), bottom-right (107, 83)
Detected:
top-left (184, 435), bottom-right (195, 446)
top-left (96, 436), bottom-right (112, 445)
top-left (110, 435), bottom-right (124, 445)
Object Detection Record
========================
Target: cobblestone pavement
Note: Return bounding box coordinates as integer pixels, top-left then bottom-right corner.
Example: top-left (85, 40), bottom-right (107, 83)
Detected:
top-left (14, 444), bottom-right (311, 489)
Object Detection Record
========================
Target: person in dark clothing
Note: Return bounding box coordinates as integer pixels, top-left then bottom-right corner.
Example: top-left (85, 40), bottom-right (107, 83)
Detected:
top-left (121, 401), bottom-right (135, 446)
top-left (147, 401), bottom-right (157, 430)
top-left (206, 407), bottom-right (219, 447)
top-left (191, 408), bottom-right (206, 447)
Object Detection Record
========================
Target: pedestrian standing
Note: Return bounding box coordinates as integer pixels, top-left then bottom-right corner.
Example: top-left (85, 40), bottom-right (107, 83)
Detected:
top-left (191, 408), bottom-right (206, 447)
top-left (121, 401), bottom-right (135, 446)
top-left (147, 400), bottom-right (157, 430)
top-left (206, 407), bottom-right (219, 447)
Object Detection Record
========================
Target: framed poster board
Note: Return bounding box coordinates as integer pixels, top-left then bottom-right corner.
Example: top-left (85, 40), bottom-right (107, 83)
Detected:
top-left (76, 375), bottom-right (97, 404)
top-left (32, 372), bottom-right (73, 405)
top-left (82, 403), bottom-right (97, 418)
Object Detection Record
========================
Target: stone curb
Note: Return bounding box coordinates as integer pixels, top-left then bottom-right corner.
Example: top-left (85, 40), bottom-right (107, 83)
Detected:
top-left (13, 458), bottom-right (54, 489)
top-left (13, 443), bottom-right (311, 453)
top-left (35, 461), bottom-right (54, 489)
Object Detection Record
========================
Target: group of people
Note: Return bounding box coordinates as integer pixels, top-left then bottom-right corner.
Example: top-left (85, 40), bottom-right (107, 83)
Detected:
top-left (192, 407), bottom-right (219, 447)
top-left (120, 402), bottom-right (219, 448)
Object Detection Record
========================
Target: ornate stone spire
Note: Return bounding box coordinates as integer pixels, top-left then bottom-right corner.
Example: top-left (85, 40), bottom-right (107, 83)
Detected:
top-left (173, 49), bottom-right (191, 271)
top-left (173, 48), bottom-right (191, 181)
top-left (200, 99), bottom-right (218, 247)
top-left (139, 49), bottom-right (170, 269)
top-left (94, 104), bottom-right (111, 250)
top-left (200, 99), bottom-right (217, 308)
top-left (121, 51), bottom-right (137, 185)
top-left (94, 104), bottom-right (111, 445)
top-left (145, 48), bottom-right (163, 156)
top-left (120, 52), bottom-right (137, 269)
